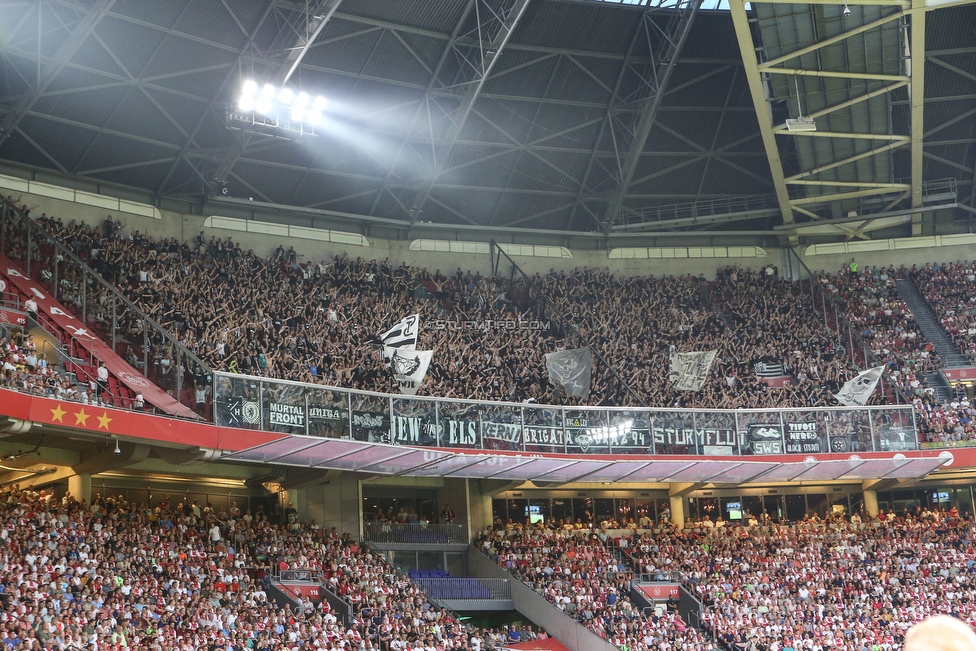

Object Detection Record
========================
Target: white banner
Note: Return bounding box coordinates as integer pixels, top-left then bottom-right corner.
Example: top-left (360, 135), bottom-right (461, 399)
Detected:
top-left (835, 366), bottom-right (885, 406)
top-left (379, 314), bottom-right (420, 350)
top-left (385, 347), bottom-right (432, 395)
top-left (669, 346), bottom-right (717, 392)
top-left (545, 347), bottom-right (592, 398)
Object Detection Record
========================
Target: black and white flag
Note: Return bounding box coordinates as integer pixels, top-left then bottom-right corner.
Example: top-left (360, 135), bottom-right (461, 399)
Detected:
top-left (379, 314), bottom-right (420, 350)
top-left (751, 356), bottom-right (786, 377)
top-left (835, 366), bottom-right (885, 406)
top-left (379, 314), bottom-right (420, 363)
top-left (385, 346), bottom-right (433, 396)
top-left (545, 347), bottom-right (592, 398)
top-left (669, 346), bottom-right (717, 392)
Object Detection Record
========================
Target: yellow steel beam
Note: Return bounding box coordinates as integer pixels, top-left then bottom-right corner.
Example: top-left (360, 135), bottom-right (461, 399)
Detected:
top-left (729, 0), bottom-right (795, 230)
top-left (764, 68), bottom-right (910, 82)
top-left (759, 11), bottom-right (905, 70)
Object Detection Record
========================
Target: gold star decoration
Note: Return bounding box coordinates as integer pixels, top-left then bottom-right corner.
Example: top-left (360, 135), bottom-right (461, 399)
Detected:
top-left (74, 408), bottom-right (90, 427)
top-left (97, 411), bottom-right (113, 431)
top-left (50, 404), bottom-right (66, 423)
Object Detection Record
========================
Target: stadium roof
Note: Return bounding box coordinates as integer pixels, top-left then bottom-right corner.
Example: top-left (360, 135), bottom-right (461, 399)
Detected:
top-left (0, 0), bottom-right (974, 243)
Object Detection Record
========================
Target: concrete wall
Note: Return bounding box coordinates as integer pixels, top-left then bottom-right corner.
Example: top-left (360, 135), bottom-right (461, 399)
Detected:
top-left (469, 546), bottom-right (618, 651)
top-left (798, 243), bottom-right (976, 275)
top-left (302, 473), bottom-right (362, 538)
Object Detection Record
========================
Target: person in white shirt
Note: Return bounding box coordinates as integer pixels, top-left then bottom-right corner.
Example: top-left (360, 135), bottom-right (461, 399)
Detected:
top-left (24, 297), bottom-right (38, 321)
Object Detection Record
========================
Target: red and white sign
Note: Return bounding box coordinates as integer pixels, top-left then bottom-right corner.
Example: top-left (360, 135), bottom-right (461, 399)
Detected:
top-left (0, 253), bottom-right (198, 419)
top-left (280, 583), bottom-right (321, 600)
top-left (761, 376), bottom-right (792, 388)
top-left (0, 307), bottom-right (26, 327)
top-left (943, 368), bottom-right (976, 383)
top-left (640, 584), bottom-right (680, 600)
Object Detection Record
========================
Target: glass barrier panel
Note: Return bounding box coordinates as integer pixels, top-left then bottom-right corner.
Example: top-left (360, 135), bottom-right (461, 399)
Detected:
top-left (350, 393), bottom-right (391, 443)
top-left (437, 401), bottom-right (483, 450)
top-left (826, 409), bottom-right (870, 454)
top-left (653, 411), bottom-right (697, 455)
top-left (260, 379), bottom-right (307, 434)
top-left (871, 407), bottom-right (918, 452)
top-left (736, 411), bottom-right (785, 455)
top-left (780, 409), bottom-right (829, 455)
top-left (391, 397), bottom-right (438, 447)
top-left (481, 405), bottom-right (522, 452)
top-left (694, 411), bottom-right (738, 456)
top-left (565, 408), bottom-right (609, 455)
top-left (213, 374), bottom-right (262, 429)
top-left (522, 405), bottom-right (565, 454)
top-left (307, 386), bottom-right (350, 439)
top-left (607, 409), bottom-right (653, 455)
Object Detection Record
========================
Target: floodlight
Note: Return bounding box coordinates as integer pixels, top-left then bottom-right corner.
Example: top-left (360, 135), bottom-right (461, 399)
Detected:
top-left (295, 92), bottom-right (310, 108)
top-left (278, 88), bottom-right (294, 104)
top-left (312, 96), bottom-right (327, 111)
top-left (307, 110), bottom-right (321, 126)
top-left (238, 96), bottom-right (255, 112)
top-left (242, 79), bottom-right (258, 96)
top-left (255, 98), bottom-right (272, 115)
top-left (291, 107), bottom-right (306, 122)
top-left (260, 83), bottom-right (276, 99)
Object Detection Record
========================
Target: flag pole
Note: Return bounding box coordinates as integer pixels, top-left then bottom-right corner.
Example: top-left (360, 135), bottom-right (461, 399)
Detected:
top-left (489, 240), bottom-right (648, 408)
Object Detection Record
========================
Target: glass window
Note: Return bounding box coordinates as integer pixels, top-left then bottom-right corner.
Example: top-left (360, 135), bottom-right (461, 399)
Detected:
top-left (830, 494), bottom-right (849, 518)
top-left (722, 497), bottom-right (744, 522)
top-left (550, 499), bottom-right (572, 527)
top-left (742, 496), bottom-right (762, 522)
top-left (528, 499), bottom-right (550, 525)
top-left (806, 493), bottom-right (828, 519)
top-left (573, 498), bottom-right (594, 526)
top-left (697, 498), bottom-right (719, 525)
top-left (764, 495), bottom-right (784, 522)
top-left (417, 551), bottom-right (442, 571)
top-left (594, 498), bottom-right (614, 525)
top-left (785, 495), bottom-right (806, 522)
top-left (635, 499), bottom-right (654, 527)
top-left (508, 499), bottom-right (528, 527)
top-left (492, 498), bottom-right (507, 526)
top-left (616, 499), bottom-right (635, 527)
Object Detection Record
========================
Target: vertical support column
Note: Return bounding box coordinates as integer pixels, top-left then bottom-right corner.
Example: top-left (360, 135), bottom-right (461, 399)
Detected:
top-left (142, 319), bottom-right (149, 378)
top-left (862, 486), bottom-right (879, 519)
top-left (68, 473), bottom-right (92, 505)
top-left (669, 495), bottom-right (686, 529)
top-left (909, 0), bottom-right (925, 235)
top-left (668, 482), bottom-right (697, 529)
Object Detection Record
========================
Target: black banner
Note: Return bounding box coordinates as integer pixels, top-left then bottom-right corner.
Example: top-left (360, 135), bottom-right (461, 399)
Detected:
top-left (746, 423), bottom-right (784, 455)
top-left (784, 421), bottom-right (822, 454)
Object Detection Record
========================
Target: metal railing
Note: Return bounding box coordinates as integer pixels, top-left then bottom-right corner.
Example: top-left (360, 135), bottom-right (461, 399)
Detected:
top-left (0, 194), bottom-right (211, 415)
top-left (363, 522), bottom-right (469, 544)
top-left (415, 577), bottom-right (511, 600)
top-left (215, 371), bottom-right (919, 456)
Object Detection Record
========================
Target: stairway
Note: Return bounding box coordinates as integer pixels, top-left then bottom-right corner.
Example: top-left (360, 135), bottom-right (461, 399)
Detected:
top-left (895, 279), bottom-right (972, 367)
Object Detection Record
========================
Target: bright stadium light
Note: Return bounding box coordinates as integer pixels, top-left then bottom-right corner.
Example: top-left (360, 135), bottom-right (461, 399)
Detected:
top-left (230, 81), bottom-right (325, 136)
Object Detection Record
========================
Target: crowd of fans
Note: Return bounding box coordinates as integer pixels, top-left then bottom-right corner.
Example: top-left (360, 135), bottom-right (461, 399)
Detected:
top-left (817, 264), bottom-right (976, 444)
top-left (480, 523), bottom-right (716, 651)
top-left (911, 262), bottom-right (976, 359)
top-left (6, 208), bottom-right (870, 411)
top-left (0, 484), bottom-right (547, 651)
top-left (483, 506), bottom-right (976, 651)
top-left (4, 201), bottom-right (976, 444)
